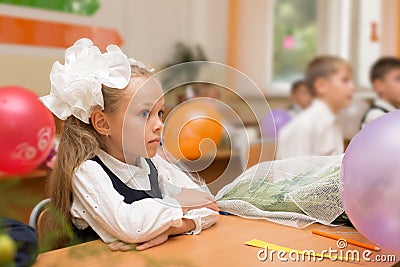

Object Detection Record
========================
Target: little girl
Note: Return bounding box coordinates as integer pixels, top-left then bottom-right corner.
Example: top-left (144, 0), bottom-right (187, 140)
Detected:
top-left (40, 38), bottom-right (219, 251)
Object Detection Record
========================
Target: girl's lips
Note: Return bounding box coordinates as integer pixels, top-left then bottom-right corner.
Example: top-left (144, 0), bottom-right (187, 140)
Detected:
top-left (148, 138), bottom-right (161, 144)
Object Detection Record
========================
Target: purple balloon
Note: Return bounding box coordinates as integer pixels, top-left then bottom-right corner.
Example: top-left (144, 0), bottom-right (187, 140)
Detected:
top-left (262, 108), bottom-right (291, 139)
top-left (342, 111), bottom-right (400, 250)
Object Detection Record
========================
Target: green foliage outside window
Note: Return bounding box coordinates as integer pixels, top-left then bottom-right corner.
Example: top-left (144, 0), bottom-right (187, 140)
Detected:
top-left (272, 0), bottom-right (318, 83)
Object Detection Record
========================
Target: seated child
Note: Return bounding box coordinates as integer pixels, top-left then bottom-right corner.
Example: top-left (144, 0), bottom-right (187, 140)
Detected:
top-left (277, 55), bottom-right (355, 159)
top-left (287, 79), bottom-right (313, 117)
top-left (360, 56), bottom-right (400, 128)
top-left (39, 38), bottom-right (219, 251)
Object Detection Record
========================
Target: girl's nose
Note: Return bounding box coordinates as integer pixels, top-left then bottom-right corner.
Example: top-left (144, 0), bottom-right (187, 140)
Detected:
top-left (153, 116), bottom-right (163, 132)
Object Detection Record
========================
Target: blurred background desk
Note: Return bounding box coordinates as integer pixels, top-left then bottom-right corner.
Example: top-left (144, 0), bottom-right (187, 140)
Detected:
top-left (182, 140), bottom-right (276, 195)
top-left (33, 215), bottom-right (400, 267)
top-left (0, 170), bottom-right (48, 224)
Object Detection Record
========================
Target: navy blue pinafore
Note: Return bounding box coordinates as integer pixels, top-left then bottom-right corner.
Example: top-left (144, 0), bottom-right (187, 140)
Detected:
top-left (73, 156), bottom-right (162, 242)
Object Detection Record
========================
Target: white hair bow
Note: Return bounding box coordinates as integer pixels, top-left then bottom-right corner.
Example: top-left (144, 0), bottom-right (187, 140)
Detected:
top-left (40, 38), bottom-right (131, 123)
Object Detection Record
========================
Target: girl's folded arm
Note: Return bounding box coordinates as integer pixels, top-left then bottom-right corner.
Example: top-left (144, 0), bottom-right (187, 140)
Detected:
top-left (153, 155), bottom-right (219, 234)
top-left (71, 160), bottom-right (183, 243)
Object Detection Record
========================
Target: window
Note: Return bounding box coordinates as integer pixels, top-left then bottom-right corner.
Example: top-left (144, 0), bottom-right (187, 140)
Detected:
top-left (271, 0), bottom-right (318, 85)
top-left (267, 0), bottom-right (385, 95)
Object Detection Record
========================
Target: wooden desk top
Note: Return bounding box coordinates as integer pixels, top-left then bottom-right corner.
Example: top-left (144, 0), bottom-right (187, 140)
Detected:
top-left (33, 215), bottom-right (400, 267)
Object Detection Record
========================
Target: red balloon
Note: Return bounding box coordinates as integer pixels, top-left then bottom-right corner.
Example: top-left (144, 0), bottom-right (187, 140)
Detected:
top-left (0, 86), bottom-right (55, 175)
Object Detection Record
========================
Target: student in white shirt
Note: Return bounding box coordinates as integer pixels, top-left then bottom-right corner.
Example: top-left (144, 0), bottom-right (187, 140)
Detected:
top-left (360, 57), bottom-right (400, 128)
top-left (277, 55), bottom-right (355, 159)
top-left (40, 38), bottom-right (219, 251)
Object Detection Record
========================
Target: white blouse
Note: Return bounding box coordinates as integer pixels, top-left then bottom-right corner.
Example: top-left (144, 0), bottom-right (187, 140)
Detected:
top-left (71, 150), bottom-right (219, 244)
top-left (277, 100), bottom-right (344, 159)
top-left (361, 98), bottom-right (397, 128)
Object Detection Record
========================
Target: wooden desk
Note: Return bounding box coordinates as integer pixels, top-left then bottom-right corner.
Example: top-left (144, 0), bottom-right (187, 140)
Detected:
top-left (33, 215), bottom-right (400, 267)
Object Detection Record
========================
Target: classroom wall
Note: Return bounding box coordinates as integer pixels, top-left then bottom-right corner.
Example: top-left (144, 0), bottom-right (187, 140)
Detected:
top-left (227, 0), bottom-right (270, 92)
top-left (0, 0), bottom-right (126, 95)
top-left (382, 0), bottom-right (398, 56)
top-left (123, 0), bottom-right (228, 67)
top-left (0, 0), bottom-right (399, 109)
top-left (0, 0), bottom-right (228, 95)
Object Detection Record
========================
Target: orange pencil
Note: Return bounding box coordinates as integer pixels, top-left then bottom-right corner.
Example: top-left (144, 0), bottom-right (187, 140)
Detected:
top-left (312, 229), bottom-right (381, 252)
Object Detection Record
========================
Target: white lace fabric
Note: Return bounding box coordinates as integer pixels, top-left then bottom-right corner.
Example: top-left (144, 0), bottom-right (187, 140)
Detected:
top-left (216, 154), bottom-right (345, 228)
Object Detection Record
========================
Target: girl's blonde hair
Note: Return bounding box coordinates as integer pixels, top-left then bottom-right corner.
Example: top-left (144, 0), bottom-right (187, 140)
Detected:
top-left (47, 65), bottom-right (152, 248)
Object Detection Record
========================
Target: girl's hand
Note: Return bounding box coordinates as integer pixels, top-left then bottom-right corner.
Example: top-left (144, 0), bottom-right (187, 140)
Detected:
top-left (174, 188), bottom-right (217, 212)
top-left (108, 219), bottom-right (197, 251)
top-left (202, 200), bottom-right (220, 212)
top-left (135, 231), bottom-right (170, 251)
top-left (135, 218), bottom-right (196, 250)
top-left (108, 240), bottom-right (136, 252)
top-left (108, 235), bottom-right (169, 252)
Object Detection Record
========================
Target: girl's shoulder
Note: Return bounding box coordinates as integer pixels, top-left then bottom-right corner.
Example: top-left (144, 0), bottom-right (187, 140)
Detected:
top-left (79, 157), bottom-right (103, 168)
top-left (150, 154), bottom-right (176, 175)
top-left (151, 154), bottom-right (188, 174)
top-left (151, 154), bottom-right (203, 188)
top-left (150, 153), bottom-right (167, 166)
top-left (73, 158), bottom-right (106, 179)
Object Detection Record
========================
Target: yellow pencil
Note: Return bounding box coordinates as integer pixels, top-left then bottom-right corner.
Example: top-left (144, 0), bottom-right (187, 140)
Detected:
top-left (312, 229), bottom-right (381, 252)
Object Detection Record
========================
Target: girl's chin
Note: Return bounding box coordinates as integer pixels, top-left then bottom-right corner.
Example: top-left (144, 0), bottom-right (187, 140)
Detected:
top-left (146, 149), bottom-right (157, 158)
top-left (124, 146), bottom-right (158, 160)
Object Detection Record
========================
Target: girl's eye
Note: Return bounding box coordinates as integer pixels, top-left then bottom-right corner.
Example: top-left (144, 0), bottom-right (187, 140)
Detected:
top-left (140, 110), bottom-right (150, 118)
top-left (158, 110), bottom-right (164, 118)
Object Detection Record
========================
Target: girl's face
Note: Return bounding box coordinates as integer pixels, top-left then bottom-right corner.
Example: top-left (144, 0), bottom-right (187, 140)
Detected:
top-left (107, 77), bottom-right (165, 164)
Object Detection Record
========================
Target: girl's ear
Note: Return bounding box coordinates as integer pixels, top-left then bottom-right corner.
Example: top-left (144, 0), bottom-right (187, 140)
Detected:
top-left (91, 110), bottom-right (110, 136)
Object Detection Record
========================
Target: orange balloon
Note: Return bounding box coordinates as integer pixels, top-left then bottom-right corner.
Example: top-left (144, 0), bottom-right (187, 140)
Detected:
top-left (163, 99), bottom-right (223, 160)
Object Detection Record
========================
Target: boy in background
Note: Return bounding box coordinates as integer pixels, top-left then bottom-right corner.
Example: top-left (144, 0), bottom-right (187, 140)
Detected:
top-left (360, 56), bottom-right (400, 128)
top-left (287, 79), bottom-right (313, 117)
top-left (277, 55), bottom-right (355, 159)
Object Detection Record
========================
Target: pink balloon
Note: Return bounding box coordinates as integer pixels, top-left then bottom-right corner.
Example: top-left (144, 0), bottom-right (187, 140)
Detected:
top-left (0, 86), bottom-right (55, 175)
top-left (341, 111), bottom-right (400, 250)
top-left (262, 108), bottom-right (291, 139)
